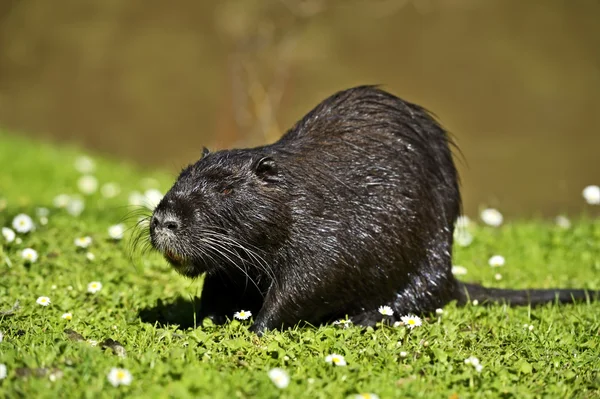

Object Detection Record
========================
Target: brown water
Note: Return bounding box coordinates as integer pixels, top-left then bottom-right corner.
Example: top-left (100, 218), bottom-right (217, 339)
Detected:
top-left (0, 0), bottom-right (598, 218)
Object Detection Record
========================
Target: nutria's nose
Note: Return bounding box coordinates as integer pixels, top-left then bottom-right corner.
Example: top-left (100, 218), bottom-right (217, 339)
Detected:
top-left (151, 214), bottom-right (180, 233)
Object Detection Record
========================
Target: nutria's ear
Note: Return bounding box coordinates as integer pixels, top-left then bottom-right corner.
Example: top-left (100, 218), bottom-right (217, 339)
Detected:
top-left (201, 147), bottom-right (210, 158)
top-left (254, 157), bottom-right (280, 182)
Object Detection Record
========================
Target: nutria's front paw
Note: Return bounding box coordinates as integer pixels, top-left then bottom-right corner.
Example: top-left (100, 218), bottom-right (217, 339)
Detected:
top-left (248, 321), bottom-right (267, 336)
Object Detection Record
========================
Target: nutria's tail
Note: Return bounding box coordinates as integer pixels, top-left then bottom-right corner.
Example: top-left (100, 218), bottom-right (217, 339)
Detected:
top-left (457, 282), bottom-right (599, 306)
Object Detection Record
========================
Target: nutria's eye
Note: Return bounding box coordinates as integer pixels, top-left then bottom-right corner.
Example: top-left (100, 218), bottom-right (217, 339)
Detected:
top-left (222, 187), bottom-right (233, 195)
top-left (254, 157), bottom-right (280, 182)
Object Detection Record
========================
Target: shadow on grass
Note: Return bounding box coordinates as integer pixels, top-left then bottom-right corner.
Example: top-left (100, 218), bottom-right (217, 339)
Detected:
top-left (138, 296), bottom-right (202, 329)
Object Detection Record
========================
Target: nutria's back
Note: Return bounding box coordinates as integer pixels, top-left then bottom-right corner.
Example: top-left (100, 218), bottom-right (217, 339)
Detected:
top-left (263, 86), bottom-right (461, 315)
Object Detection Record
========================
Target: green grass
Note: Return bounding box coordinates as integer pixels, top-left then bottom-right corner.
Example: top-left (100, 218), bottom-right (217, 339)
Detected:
top-left (0, 131), bottom-right (599, 399)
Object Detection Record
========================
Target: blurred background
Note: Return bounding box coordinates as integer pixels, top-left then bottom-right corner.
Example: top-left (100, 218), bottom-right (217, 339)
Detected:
top-left (0, 0), bottom-right (598, 218)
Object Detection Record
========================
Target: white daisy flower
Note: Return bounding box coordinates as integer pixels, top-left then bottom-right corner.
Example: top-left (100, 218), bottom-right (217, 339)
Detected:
top-left (51, 285), bottom-right (57, 290)
top-left (582, 185), bottom-right (600, 205)
top-left (2, 227), bottom-right (15, 243)
top-left (488, 255), bottom-right (505, 267)
top-left (233, 310), bottom-right (252, 320)
top-left (107, 367), bottom-right (133, 387)
top-left (53, 194), bottom-right (71, 208)
top-left (494, 273), bottom-right (503, 281)
top-left (464, 356), bottom-right (484, 372)
top-left (435, 308), bottom-right (444, 315)
top-left (87, 281), bottom-right (103, 294)
top-left (12, 213), bottom-right (34, 233)
top-left (108, 224), bottom-right (125, 240)
top-left (400, 314), bottom-right (422, 329)
top-left (74, 155), bottom-right (96, 174)
top-left (36, 296), bottom-right (51, 306)
top-left (332, 319), bottom-right (353, 328)
top-left (464, 356), bottom-right (480, 366)
top-left (527, 324), bottom-right (534, 331)
top-left (21, 248), bottom-right (39, 263)
top-left (353, 394), bottom-right (380, 399)
top-left (0, 331), bottom-right (3, 342)
top-left (74, 236), bottom-right (93, 248)
top-left (267, 368), bottom-right (290, 389)
top-left (472, 299), bottom-right (479, 306)
top-left (61, 313), bottom-right (73, 320)
top-left (0, 364), bottom-right (6, 380)
top-left (454, 229), bottom-right (473, 247)
top-left (325, 354), bottom-right (347, 366)
top-left (555, 215), bottom-right (571, 229)
top-left (101, 182), bottom-right (121, 198)
top-left (451, 265), bottom-right (468, 276)
top-left (480, 208), bottom-right (503, 227)
top-left (378, 305), bottom-right (393, 316)
top-left (86, 252), bottom-right (96, 261)
top-left (66, 196), bottom-right (85, 216)
top-left (39, 217), bottom-right (48, 226)
top-left (144, 189), bottom-right (163, 210)
top-left (77, 175), bottom-right (99, 195)
top-left (88, 340), bottom-right (98, 347)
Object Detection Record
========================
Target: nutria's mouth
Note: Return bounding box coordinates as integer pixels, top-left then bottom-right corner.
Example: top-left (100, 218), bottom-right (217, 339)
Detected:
top-left (164, 248), bottom-right (185, 266)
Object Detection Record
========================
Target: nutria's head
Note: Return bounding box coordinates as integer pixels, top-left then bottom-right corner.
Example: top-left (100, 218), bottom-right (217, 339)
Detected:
top-left (149, 148), bottom-right (291, 278)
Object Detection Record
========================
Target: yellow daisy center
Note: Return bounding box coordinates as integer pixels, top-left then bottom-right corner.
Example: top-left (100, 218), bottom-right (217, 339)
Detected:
top-left (116, 371), bottom-right (126, 380)
top-left (408, 320), bottom-right (415, 325)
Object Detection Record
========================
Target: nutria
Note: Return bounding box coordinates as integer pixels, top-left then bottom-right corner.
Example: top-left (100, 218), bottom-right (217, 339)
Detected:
top-left (149, 85), bottom-right (597, 335)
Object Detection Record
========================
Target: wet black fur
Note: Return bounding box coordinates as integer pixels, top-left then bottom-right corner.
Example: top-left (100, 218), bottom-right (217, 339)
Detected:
top-left (149, 86), bottom-right (598, 335)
